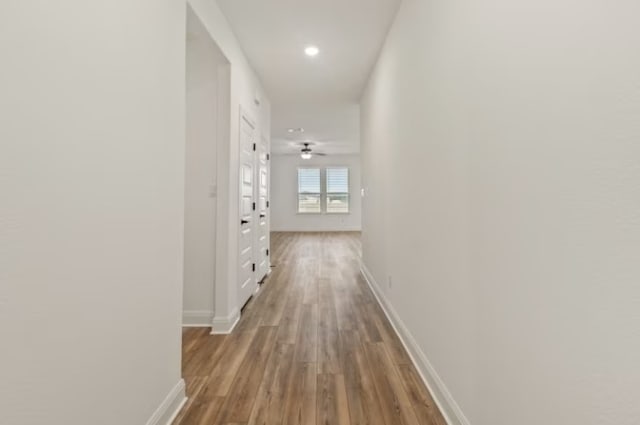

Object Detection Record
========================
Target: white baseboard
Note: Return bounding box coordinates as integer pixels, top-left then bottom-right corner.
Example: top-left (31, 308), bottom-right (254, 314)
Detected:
top-left (360, 264), bottom-right (471, 425)
top-left (271, 228), bottom-right (362, 232)
top-left (182, 310), bottom-right (214, 327)
top-left (211, 307), bottom-right (240, 334)
top-left (145, 379), bottom-right (187, 425)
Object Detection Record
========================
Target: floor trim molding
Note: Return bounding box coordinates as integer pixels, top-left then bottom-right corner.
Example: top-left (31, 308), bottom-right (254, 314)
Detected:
top-left (182, 310), bottom-right (214, 328)
top-left (271, 228), bottom-right (362, 232)
top-left (360, 263), bottom-right (471, 425)
top-left (211, 307), bottom-right (240, 334)
top-left (145, 379), bottom-right (187, 425)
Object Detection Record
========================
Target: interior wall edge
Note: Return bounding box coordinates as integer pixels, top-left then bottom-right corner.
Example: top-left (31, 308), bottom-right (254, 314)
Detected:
top-left (360, 262), bottom-right (471, 425)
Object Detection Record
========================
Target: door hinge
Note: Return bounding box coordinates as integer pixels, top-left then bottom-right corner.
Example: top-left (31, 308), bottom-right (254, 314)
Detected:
top-left (266, 153), bottom-right (270, 160)
top-left (253, 143), bottom-right (256, 151)
top-left (266, 249), bottom-right (269, 256)
top-left (252, 263), bottom-right (256, 272)
top-left (266, 200), bottom-right (270, 208)
top-left (252, 202), bottom-right (256, 211)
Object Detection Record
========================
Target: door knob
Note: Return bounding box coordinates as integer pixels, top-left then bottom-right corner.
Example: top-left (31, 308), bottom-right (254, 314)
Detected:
top-left (241, 219), bottom-right (249, 225)
top-left (260, 214), bottom-right (266, 218)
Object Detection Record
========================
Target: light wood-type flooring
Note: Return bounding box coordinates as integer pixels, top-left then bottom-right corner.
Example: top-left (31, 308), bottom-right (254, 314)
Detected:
top-left (175, 232), bottom-right (447, 425)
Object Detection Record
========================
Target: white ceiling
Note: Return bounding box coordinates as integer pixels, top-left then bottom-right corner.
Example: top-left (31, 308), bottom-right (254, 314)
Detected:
top-left (217, 0), bottom-right (400, 155)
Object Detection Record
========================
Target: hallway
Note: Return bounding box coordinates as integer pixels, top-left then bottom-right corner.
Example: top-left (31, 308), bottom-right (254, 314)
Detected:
top-left (175, 232), bottom-right (446, 425)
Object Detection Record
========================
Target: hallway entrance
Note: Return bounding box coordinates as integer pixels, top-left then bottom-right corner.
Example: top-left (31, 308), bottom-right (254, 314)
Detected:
top-left (175, 232), bottom-right (447, 425)
top-left (183, 5), bottom-right (231, 327)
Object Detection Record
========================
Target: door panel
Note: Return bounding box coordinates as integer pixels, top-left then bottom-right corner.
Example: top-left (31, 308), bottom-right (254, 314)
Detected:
top-left (256, 135), bottom-right (270, 281)
top-left (238, 112), bottom-right (257, 308)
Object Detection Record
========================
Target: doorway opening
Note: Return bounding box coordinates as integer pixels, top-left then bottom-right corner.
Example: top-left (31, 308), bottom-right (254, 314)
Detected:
top-left (183, 5), bottom-right (231, 328)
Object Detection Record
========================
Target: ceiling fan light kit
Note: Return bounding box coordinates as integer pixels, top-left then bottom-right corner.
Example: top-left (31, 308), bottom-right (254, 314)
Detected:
top-left (299, 142), bottom-right (327, 159)
top-left (301, 142), bottom-right (313, 159)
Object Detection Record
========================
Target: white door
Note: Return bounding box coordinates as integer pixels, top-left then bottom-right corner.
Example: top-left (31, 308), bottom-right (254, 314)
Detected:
top-left (238, 111), bottom-right (257, 308)
top-left (256, 135), bottom-right (270, 281)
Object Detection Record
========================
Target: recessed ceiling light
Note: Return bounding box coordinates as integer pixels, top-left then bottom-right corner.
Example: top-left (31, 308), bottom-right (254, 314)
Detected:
top-left (304, 45), bottom-right (319, 57)
top-left (287, 127), bottom-right (304, 133)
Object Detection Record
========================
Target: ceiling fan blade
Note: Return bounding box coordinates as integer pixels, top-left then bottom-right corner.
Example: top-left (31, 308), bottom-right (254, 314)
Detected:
top-left (315, 152), bottom-right (327, 156)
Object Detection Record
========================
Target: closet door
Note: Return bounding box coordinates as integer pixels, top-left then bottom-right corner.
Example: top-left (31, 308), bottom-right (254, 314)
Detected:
top-left (256, 134), bottom-right (270, 281)
top-left (238, 111), bottom-right (257, 308)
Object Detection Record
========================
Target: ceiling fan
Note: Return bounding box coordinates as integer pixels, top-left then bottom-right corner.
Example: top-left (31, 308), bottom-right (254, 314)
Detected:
top-left (300, 142), bottom-right (326, 159)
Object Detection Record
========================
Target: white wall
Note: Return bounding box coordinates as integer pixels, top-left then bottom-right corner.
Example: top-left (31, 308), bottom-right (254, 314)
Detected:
top-left (187, 0), bottom-right (271, 329)
top-left (0, 1), bottom-right (185, 424)
top-left (183, 8), bottom-right (229, 326)
top-left (271, 154), bottom-right (361, 232)
top-left (361, 1), bottom-right (640, 425)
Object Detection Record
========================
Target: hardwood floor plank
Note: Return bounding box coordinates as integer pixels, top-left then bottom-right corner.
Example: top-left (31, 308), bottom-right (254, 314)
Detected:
top-left (182, 331), bottom-right (226, 378)
top-left (257, 266), bottom-right (289, 327)
top-left (283, 362), bottom-right (317, 425)
top-left (367, 302), bottom-right (412, 366)
top-left (247, 342), bottom-right (295, 425)
top-left (340, 330), bottom-right (387, 425)
top-left (276, 285), bottom-right (304, 344)
top-left (303, 276), bottom-right (319, 305)
top-left (182, 328), bottom-right (209, 360)
top-left (201, 329), bottom-right (256, 398)
top-left (333, 281), bottom-right (357, 331)
top-left (215, 326), bottom-right (278, 423)
top-left (318, 277), bottom-right (342, 373)
top-left (397, 364), bottom-right (449, 425)
top-left (175, 232), bottom-right (446, 425)
top-left (353, 299), bottom-right (382, 343)
top-left (317, 374), bottom-right (351, 425)
top-left (364, 342), bottom-right (420, 425)
top-left (174, 397), bottom-right (225, 425)
top-left (294, 303), bottom-right (318, 363)
top-left (317, 322), bottom-right (341, 374)
top-left (185, 376), bottom-right (209, 398)
top-left (172, 377), bottom-right (211, 425)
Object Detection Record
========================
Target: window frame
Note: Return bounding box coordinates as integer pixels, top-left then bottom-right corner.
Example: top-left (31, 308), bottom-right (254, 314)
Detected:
top-left (296, 166), bottom-right (351, 215)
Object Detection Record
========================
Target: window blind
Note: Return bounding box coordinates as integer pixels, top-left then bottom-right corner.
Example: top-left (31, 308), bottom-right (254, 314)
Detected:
top-left (326, 167), bottom-right (349, 213)
top-left (298, 168), bottom-right (321, 213)
top-left (298, 168), bottom-right (321, 193)
top-left (326, 168), bottom-right (349, 193)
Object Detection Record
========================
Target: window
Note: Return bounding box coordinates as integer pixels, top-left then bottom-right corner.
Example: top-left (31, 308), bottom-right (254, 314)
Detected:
top-left (297, 168), bottom-right (321, 213)
top-left (326, 167), bottom-right (349, 213)
top-left (297, 167), bottom-right (350, 214)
